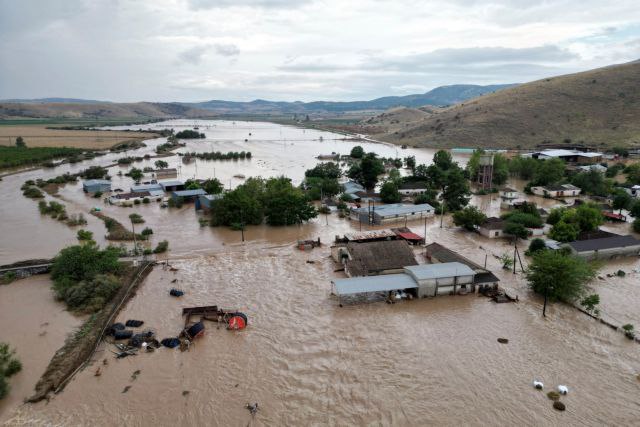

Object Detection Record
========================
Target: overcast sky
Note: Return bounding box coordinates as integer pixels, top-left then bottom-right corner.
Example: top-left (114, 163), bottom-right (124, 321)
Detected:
top-left (1, 0), bottom-right (639, 102)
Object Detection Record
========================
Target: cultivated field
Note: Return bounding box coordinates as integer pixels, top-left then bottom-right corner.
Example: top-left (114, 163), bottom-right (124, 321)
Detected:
top-left (0, 125), bottom-right (158, 149)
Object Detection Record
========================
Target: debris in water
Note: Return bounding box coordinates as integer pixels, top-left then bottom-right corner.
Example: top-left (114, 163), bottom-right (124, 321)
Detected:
top-left (131, 370), bottom-right (141, 381)
top-left (170, 288), bottom-right (184, 297)
top-left (557, 385), bottom-right (568, 395)
top-left (246, 402), bottom-right (259, 415)
top-left (171, 278), bottom-right (178, 283)
top-left (122, 386), bottom-right (131, 393)
top-left (103, 358), bottom-right (108, 366)
top-left (306, 260), bottom-right (316, 264)
top-left (94, 367), bottom-right (102, 377)
top-left (533, 380), bottom-right (543, 390)
top-left (553, 401), bottom-right (566, 411)
top-left (125, 320), bottom-right (144, 327)
top-left (547, 391), bottom-right (560, 401)
top-left (497, 338), bottom-right (509, 344)
top-left (182, 390), bottom-right (190, 396)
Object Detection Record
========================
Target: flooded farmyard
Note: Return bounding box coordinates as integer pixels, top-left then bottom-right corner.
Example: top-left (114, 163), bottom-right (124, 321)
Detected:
top-left (1, 121), bottom-right (639, 426)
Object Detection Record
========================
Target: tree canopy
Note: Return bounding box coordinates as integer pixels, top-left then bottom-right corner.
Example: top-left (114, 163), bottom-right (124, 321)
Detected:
top-left (526, 250), bottom-right (597, 303)
top-left (380, 180), bottom-right (401, 203)
top-left (350, 146), bottom-right (364, 158)
top-left (452, 206), bottom-right (487, 231)
top-left (348, 152), bottom-right (385, 190)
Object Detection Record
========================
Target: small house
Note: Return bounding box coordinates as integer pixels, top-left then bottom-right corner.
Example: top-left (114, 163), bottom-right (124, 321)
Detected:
top-left (109, 191), bottom-right (151, 205)
top-left (531, 183), bottom-right (581, 198)
top-left (171, 188), bottom-right (206, 203)
top-left (499, 187), bottom-right (519, 200)
top-left (159, 180), bottom-right (185, 192)
top-left (391, 227), bottom-right (425, 245)
top-left (398, 181), bottom-right (429, 196)
top-left (618, 184), bottom-right (640, 198)
top-left (404, 262), bottom-right (476, 297)
top-left (564, 234), bottom-right (640, 260)
top-left (350, 203), bottom-right (434, 225)
top-left (478, 217), bottom-right (506, 238)
top-left (577, 164), bottom-right (607, 174)
top-left (83, 179), bottom-right (111, 194)
top-left (342, 181), bottom-right (365, 199)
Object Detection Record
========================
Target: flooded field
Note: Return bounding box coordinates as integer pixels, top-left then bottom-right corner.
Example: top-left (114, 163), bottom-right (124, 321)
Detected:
top-left (1, 120), bottom-right (639, 425)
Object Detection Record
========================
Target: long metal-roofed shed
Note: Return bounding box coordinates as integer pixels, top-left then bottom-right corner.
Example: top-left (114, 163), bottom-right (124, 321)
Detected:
top-left (171, 188), bottom-right (207, 202)
top-left (83, 179), bottom-right (111, 194)
top-left (564, 234), bottom-right (640, 260)
top-left (404, 262), bottom-right (475, 297)
top-left (332, 274), bottom-right (417, 296)
top-left (350, 203), bottom-right (434, 225)
top-left (131, 183), bottom-right (163, 193)
top-left (425, 242), bottom-right (499, 286)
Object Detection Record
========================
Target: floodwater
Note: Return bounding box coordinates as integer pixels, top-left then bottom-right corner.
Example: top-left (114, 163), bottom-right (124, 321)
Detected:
top-left (1, 120), bottom-right (640, 425)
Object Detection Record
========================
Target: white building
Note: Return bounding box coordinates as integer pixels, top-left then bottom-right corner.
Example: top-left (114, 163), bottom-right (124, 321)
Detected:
top-left (531, 183), bottom-right (581, 198)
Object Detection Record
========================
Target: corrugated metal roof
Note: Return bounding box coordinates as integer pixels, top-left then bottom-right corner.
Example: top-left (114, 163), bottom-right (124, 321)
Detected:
top-left (332, 273), bottom-right (417, 295)
top-left (83, 179), bottom-right (111, 186)
top-left (404, 262), bottom-right (475, 280)
top-left (567, 235), bottom-right (640, 252)
top-left (352, 203), bottom-right (434, 218)
top-left (131, 183), bottom-right (163, 192)
top-left (343, 229), bottom-right (397, 241)
top-left (159, 180), bottom-right (184, 187)
top-left (172, 189), bottom-right (206, 197)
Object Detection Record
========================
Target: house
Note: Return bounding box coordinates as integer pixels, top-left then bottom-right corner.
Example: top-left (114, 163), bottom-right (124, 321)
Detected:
top-left (333, 240), bottom-right (418, 277)
top-left (424, 242), bottom-right (500, 287)
top-left (531, 183), bottom-right (581, 198)
top-left (478, 217), bottom-right (506, 238)
top-left (404, 262), bottom-right (476, 297)
top-left (353, 191), bottom-right (381, 203)
top-left (131, 183), bottom-right (163, 193)
top-left (563, 234), bottom-right (640, 260)
top-left (618, 184), bottom-right (640, 198)
top-left (155, 168), bottom-right (178, 179)
top-left (159, 180), bottom-right (185, 192)
top-left (83, 179), bottom-right (111, 194)
top-left (171, 188), bottom-right (206, 202)
top-left (195, 194), bottom-right (223, 212)
top-left (108, 191), bottom-right (161, 205)
top-left (342, 181), bottom-right (365, 199)
top-left (499, 187), bottom-right (519, 199)
top-left (350, 203), bottom-right (435, 225)
top-left (335, 229), bottom-right (399, 244)
top-left (398, 181), bottom-right (429, 196)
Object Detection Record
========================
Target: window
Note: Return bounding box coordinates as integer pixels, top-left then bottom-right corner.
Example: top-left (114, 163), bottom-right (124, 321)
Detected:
top-left (495, 231), bottom-right (499, 237)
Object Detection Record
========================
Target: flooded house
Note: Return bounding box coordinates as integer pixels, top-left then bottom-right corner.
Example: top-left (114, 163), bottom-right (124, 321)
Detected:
top-left (398, 181), bottom-right (429, 196)
top-left (478, 217), bottom-right (506, 238)
top-left (195, 194), bottom-right (223, 212)
top-left (154, 168), bottom-right (178, 179)
top-left (332, 239), bottom-right (418, 277)
top-left (131, 182), bottom-right (163, 193)
top-left (564, 234), bottom-right (640, 260)
top-left (342, 180), bottom-right (365, 199)
top-left (171, 188), bottom-right (207, 203)
top-left (618, 184), bottom-right (640, 198)
top-left (349, 203), bottom-right (435, 225)
top-left (109, 190), bottom-right (163, 205)
top-left (527, 149), bottom-right (603, 164)
top-left (499, 187), bottom-right (519, 200)
top-left (531, 183), bottom-right (581, 198)
top-left (424, 242), bottom-right (500, 287)
top-left (159, 179), bottom-right (185, 192)
top-left (82, 179), bottom-right (111, 194)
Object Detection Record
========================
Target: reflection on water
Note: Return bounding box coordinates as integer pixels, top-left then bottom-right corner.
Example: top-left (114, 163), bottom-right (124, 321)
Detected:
top-left (1, 120), bottom-right (640, 425)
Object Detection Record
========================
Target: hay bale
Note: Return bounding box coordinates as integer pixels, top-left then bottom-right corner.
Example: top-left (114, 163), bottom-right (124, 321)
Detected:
top-left (553, 401), bottom-right (566, 411)
top-left (547, 391), bottom-right (560, 401)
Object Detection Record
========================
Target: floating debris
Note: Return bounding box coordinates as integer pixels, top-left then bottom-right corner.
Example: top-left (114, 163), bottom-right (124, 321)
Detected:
top-left (547, 391), bottom-right (560, 401)
top-left (533, 380), bottom-right (543, 390)
top-left (125, 320), bottom-right (144, 327)
top-left (131, 370), bottom-right (141, 381)
top-left (553, 401), bottom-right (566, 411)
top-left (170, 288), bottom-right (184, 297)
top-left (94, 367), bottom-right (102, 377)
top-left (557, 385), bottom-right (569, 395)
top-left (122, 386), bottom-right (131, 394)
top-left (246, 402), bottom-right (259, 415)
top-left (182, 390), bottom-right (190, 397)
top-left (497, 338), bottom-right (509, 344)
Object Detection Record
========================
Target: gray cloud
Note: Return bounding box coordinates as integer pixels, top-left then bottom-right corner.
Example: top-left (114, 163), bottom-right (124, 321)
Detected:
top-left (178, 46), bottom-right (209, 64)
top-left (188, 0), bottom-right (310, 9)
top-left (214, 43), bottom-right (240, 57)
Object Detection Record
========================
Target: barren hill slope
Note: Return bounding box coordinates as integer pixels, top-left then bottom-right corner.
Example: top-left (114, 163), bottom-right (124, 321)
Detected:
top-left (0, 101), bottom-right (210, 120)
top-left (372, 61), bottom-right (640, 150)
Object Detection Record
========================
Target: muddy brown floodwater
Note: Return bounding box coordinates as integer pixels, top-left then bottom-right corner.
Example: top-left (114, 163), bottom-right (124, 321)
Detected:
top-left (1, 120), bottom-right (640, 425)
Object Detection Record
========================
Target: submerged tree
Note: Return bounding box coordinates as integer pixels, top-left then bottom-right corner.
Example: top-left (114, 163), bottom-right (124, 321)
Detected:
top-left (452, 206), bottom-right (487, 231)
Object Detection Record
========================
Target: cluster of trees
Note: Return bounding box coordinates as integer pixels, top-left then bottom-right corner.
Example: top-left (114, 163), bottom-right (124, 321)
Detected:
top-left (51, 244), bottom-right (123, 313)
top-left (211, 177), bottom-right (317, 227)
top-left (156, 135), bottom-right (184, 153)
top-left (347, 151), bottom-right (385, 190)
top-left (80, 166), bottom-right (109, 180)
top-left (154, 160), bottom-right (169, 169)
top-left (303, 162), bottom-right (342, 200)
top-left (182, 178), bottom-right (224, 195)
top-left (175, 130), bottom-right (205, 139)
top-left (547, 203), bottom-right (604, 242)
top-left (0, 145), bottom-right (83, 169)
top-left (125, 167), bottom-right (144, 182)
top-left (184, 151), bottom-right (252, 161)
top-left (0, 343), bottom-right (22, 400)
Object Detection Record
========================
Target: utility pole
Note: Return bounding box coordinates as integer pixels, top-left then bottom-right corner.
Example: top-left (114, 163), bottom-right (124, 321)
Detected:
top-left (543, 287), bottom-right (549, 317)
top-left (130, 218), bottom-right (137, 256)
top-left (439, 200), bottom-right (445, 228)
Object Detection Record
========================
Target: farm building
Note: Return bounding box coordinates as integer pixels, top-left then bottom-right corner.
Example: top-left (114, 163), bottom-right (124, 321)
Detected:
top-left (404, 262), bottom-right (476, 297)
top-left (478, 217), bottom-right (506, 238)
top-left (531, 183), bottom-right (581, 198)
top-left (335, 229), bottom-right (398, 244)
top-left (398, 181), bottom-right (429, 196)
top-left (424, 243), bottom-right (500, 287)
top-left (332, 239), bottom-right (418, 277)
top-left (155, 168), bottom-right (178, 179)
top-left (563, 234), bottom-right (640, 260)
top-left (527, 149), bottom-right (603, 164)
top-left (83, 179), bottom-right (111, 194)
top-left (159, 180), bottom-right (185, 192)
top-left (108, 190), bottom-right (163, 205)
top-left (171, 188), bottom-right (206, 202)
top-left (350, 203), bottom-right (434, 225)
top-left (577, 164), bottom-right (607, 173)
top-left (131, 183), bottom-right (163, 193)
top-left (195, 194), bottom-right (223, 211)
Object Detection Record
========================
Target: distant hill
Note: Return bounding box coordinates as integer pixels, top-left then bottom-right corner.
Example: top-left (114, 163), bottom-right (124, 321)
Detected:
top-left (190, 84), bottom-right (516, 114)
top-left (368, 61), bottom-right (640, 150)
top-left (0, 98), bottom-right (109, 104)
top-left (0, 101), bottom-right (210, 120)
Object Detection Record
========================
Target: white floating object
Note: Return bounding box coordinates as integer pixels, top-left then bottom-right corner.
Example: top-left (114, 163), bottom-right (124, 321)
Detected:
top-left (558, 385), bottom-right (569, 395)
top-left (533, 380), bottom-right (544, 389)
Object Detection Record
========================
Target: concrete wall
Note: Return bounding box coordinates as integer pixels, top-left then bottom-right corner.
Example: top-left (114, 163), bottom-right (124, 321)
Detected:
top-left (479, 228), bottom-right (503, 238)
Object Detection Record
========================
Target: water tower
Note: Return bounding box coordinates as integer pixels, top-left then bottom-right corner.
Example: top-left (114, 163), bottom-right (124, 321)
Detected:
top-left (476, 153), bottom-right (494, 190)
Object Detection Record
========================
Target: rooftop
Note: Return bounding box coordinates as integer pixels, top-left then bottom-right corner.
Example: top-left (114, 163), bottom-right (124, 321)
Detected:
top-left (404, 262), bottom-right (475, 280)
top-left (352, 203), bottom-right (434, 218)
top-left (159, 180), bottom-right (184, 187)
top-left (567, 235), bottom-right (640, 252)
top-left (480, 217), bottom-right (505, 230)
top-left (399, 181), bottom-right (429, 190)
top-left (172, 188), bottom-right (207, 197)
top-left (332, 273), bottom-right (417, 296)
top-left (345, 240), bottom-right (418, 277)
top-left (343, 229), bottom-right (397, 242)
top-left (131, 183), bottom-right (163, 192)
top-left (83, 179), bottom-right (111, 186)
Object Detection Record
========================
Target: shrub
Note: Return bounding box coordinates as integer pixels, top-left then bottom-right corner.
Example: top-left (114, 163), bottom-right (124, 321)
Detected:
top-left (134, 199), bottom-right (141, 205)
top-left (142, 197), bottom-right (150, 204)
top-left (318, 206), bottom-right (331, 214)
top-left (76, 229), bottom-right (94, 241)
top-left (547, 391), bottom-right (560, 401)
top-left (527, 238), bottom-right (546, 255)
top-left (633, 218), bottom-right (640, 233)
top-left (22, 186), bottom-right (44, 199)
top-left (93, 191), bottom-right (103, 198)
top-left (129, 213), bottom-right (144, 224)
top-left (141, 227), bottom-right (153, 236)
top-left (153, 240), bottom-right (169, 254)
top-left (1, 271), bottom-right (17, 285)
top-left (0, 343), bottom-right (22, 400)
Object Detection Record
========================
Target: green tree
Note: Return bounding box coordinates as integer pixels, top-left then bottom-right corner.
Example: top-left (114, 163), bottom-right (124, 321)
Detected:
top-left (452, 206), bottom-right (487, 231)
top-left (305, 162), bottom-right (342, 179)
top-left (440, 167), bottom-right (471, 211)
top-left (76, 229), bottom-right (94, 242)
top-left (570, 170), bottom-right (611, 196)
top-left (633, 218), bottom-right (640, 233)
top-left (508, 155), bottom-right (538, 180)
top-left (15, 136), bottom-right (25, 148)
top-left (526, 250), bottom-right (597, 315)
top-left (0, 343), bottom-right (22, 399)
top-left (630, 200), bottom-right (640, 218)
top-left (211, 179), bottom-right (266, 226)
top-left (504, 222), bottom-right (529, 240)
top-left (549, 220), bottom-right (580, 242)
top-left (501, 212), bottom-right (543, 228)
top-left (350, 146), bottom-right (364, 158)
top-left (81, 166), bottom-right (109, 180)
top-left (533, 158), bottom-right (565, 186)
top-left (580, 294), bottom-right (600, 314)
top-left (433, 150), bottom-right (454, 170)
top-left (612, 190), bottom-right (633, 213)
top-left (202, 178), bottom-right (223, 195)
top-left (527, 238), bottom-right (546, 254)
top-left (404, 155), bottom-right (416, 171)
top-left (380, 180), bottom-right (401, 203)
top-left (126, 167), bottom-right (143, 182)
top-left (350, 153), bottom-right (385, 190)
top-left (574, 204), bottom-right (604, 232)
top-left (304, 176), bottom-right (341, 200)
top-left (129, 213), bottom-right (144, 224)
top-left (546, 207), bottom-right (566, 225)
top-left (154, 160), bottom-right (169, 169)
top-left (492, 153), bottom-right (509, 186)
top-left (623, 163), bottom-right (640, 183)
top-left (262, 177), bottom-right (317, 225)
top-left (51, 245), bottom-right (121, 285)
